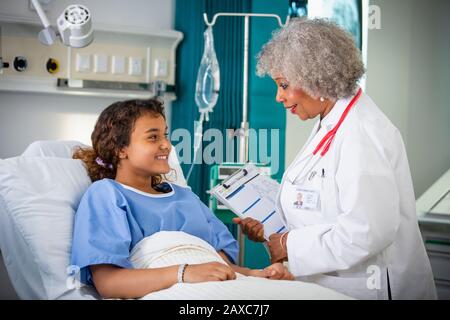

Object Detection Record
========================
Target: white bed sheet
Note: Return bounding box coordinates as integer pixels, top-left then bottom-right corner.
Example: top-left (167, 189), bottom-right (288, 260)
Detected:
top-left (132, 232), bottom-right (352, 300)
top-left (142, 276), bottom-right (351, 300)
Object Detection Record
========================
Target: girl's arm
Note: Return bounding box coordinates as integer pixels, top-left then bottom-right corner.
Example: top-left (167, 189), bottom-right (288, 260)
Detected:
top-left (91, 261), bottom-right (236, 299)
top-left (91, 264), bottom-right (178, 299)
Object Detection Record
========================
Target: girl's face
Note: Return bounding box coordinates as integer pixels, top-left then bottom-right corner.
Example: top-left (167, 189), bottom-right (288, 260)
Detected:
top-left (273, 76), bottom-right (323, 121)
top-left (119, 113), bottom-right (171, 177)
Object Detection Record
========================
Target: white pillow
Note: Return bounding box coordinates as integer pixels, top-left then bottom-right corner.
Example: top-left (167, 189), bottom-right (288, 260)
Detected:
top-left (0, 157), bottom-right (98, 299)
top-left (22, 140), bottom-right (187, 187)
top-left (22, 140), bottom-right (88, 158)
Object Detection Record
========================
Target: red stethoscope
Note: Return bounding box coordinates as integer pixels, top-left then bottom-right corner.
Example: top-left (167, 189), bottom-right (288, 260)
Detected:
top-left (313, 87), bottom-right (363, 157)
top-left (288, 88), bottom-right (363, 184)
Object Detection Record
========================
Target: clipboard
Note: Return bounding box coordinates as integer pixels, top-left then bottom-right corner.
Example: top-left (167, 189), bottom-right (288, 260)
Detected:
top-left (210, 164), bottom-right (286, 240)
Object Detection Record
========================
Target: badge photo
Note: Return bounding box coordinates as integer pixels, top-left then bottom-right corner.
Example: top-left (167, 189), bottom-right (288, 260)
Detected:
top-left (293, 187), bottom-right (321, 211)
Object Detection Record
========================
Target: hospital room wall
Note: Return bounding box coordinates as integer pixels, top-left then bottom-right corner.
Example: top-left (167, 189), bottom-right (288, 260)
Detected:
top-left (0, 0), bottom-right (175, 159)
top-left (284, 0), bottom-right (450, 198)
top-left (365, 0), bottom-right (450, 198)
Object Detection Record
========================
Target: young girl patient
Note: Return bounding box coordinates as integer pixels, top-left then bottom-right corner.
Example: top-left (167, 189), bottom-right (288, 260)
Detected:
top-left (71, 98), bottom-right (292, 299)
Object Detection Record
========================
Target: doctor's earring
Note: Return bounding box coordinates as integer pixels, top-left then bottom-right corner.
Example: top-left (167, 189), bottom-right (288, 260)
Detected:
top-left (320, 97), bottom-right (325, 102)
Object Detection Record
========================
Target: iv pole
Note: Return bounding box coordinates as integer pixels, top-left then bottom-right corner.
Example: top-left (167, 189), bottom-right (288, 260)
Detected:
top-left (203, 13), bottom-right (290, 266)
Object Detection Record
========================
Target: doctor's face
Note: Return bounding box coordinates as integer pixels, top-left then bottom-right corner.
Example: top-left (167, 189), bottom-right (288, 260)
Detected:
top-left (119, 113), bottom-right (171, 177)
top-left (273, 76), bottom-right (323, 121)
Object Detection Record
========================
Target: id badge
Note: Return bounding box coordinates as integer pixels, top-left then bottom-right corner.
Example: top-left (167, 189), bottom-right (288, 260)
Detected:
top-left (293, 186), bottom-right (321, 211)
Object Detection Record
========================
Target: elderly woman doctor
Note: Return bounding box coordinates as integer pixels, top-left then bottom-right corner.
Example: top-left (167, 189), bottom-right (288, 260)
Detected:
top-left (233, 18), bottom-right (436, 300)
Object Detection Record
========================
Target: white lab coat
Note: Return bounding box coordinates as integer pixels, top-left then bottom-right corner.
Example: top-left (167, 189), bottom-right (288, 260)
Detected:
top-left (277, 92), bottom-right (437, 300)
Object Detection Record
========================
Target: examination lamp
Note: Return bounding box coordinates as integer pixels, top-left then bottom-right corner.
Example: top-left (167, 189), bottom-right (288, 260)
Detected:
top-left (31, 0), bottom-right (93, 48)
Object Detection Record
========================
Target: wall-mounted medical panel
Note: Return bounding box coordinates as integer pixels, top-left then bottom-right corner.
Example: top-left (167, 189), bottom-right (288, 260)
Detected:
top-left (0, 21), bottom-right (183, 99)
top-left (69, 44), bottom-right (149, 83)
top-left (1, 23), bottom-right (68, 78)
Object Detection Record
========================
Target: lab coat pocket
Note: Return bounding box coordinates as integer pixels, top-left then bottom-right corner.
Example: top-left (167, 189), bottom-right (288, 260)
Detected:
top-left (313, 274), bottom-right (378, 300)
top-left (319, 173), bottom-right (339, 223)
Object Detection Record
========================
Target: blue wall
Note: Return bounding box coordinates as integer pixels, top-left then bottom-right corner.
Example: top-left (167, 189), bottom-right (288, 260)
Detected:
top-left (248, 0), bottom-right (287, 181)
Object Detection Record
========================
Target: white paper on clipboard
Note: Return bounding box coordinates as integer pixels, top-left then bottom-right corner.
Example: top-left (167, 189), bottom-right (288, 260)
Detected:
top-left (210, 164), bottom-right (286, 240)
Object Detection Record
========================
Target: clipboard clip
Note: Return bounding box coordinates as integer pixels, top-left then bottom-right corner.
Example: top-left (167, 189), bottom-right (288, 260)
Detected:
top-left (222, 168), bottom-right (248, 189)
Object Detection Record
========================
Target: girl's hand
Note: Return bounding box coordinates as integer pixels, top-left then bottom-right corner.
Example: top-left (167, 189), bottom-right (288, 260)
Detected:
top-left (245, 263), bottom-right (294, 280)
top-left (232, 217), bottom-right (265, 242)
top-left (263, 262), bottom-right (295, 280)
top-left (182, 262), bottom-right (236, 283)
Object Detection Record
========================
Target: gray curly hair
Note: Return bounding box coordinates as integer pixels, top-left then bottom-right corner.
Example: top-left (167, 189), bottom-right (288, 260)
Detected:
top-left (257, 18), bottom-right (365, 100)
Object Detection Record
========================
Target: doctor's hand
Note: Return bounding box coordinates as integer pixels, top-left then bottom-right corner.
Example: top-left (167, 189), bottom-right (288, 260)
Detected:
top-left (263, 262), bottom-right (295, 280)
top-left (268, 232), bottom-right (289, 264)
top-left (183, 262), bottom-right (236, 283)
top-left (245, 263), bottom-right (294, 280)
top-left (232, 217), bottom-right (265, 242)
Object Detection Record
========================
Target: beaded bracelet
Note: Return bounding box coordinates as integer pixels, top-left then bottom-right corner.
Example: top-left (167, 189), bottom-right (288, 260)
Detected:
top-left (177, 264), bottom-right (188, 283)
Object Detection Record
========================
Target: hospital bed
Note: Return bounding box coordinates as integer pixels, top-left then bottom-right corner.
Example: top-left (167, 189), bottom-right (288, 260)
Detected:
top-left (0, 140), bottom-right (351, 300)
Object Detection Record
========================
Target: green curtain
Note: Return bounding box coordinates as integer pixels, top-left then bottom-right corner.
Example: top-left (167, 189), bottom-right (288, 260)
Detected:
top-left (172, 0), bottom-right (250, 202)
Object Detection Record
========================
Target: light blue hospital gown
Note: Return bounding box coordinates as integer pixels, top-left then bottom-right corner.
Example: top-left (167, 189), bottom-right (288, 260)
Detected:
top-left (70, 179), bottom-right (238, 285)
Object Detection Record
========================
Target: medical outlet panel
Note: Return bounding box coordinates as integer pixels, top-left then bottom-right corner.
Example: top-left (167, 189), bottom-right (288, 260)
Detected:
top-left (0, 21), bottom-right (183, 99)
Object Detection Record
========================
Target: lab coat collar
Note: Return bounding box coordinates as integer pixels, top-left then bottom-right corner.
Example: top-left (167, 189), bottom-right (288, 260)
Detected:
top-left (285, 93), bottom-right (358, 183)
top-left (320, 94), bottom-right (354, 132)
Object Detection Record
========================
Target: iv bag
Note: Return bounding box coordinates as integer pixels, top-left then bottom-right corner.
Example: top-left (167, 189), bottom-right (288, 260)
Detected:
top-left (195, 26), bottom-right (220, 114)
